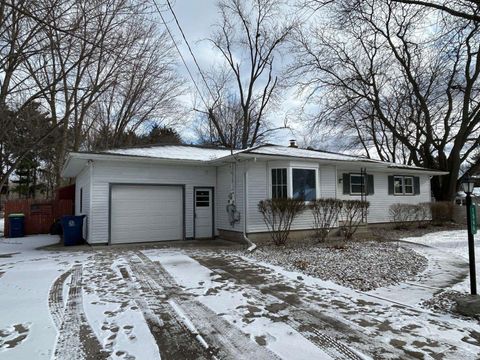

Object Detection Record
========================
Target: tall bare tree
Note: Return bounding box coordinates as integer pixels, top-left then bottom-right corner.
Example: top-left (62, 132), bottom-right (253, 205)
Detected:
top-left (197, 0), bottom-right (293, 149)
top-left (86, 30), bottom-right (184, 150)
top-left (292, 0), bottom-right (480, 200)
top-left (391, 0), bottom-right (480, 21)
top-left (0, 0), bottom-right (184, 192)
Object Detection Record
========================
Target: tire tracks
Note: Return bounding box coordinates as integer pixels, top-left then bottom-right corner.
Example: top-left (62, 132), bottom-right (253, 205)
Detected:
top-left (48, 268), bottom-right (73, 329)
top-left (121, 256), bottom-right (212, 360)
top-left (191, 253), bottom-right (395, 360)
top-left (52, 264), bottom-right (109, 360)
top-left (127, 251), bottom-right (279, 360)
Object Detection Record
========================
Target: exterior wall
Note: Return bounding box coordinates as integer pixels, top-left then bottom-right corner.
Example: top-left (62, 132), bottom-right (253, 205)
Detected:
top-left (336, 168), bottom-right (432, 223)
top-left (78, 156), bottom-right (435, 244)
top-left (75, 164), bottom-right (91, 241)
top-left (241, 160), bottom-right (337, 233)
top-left (242, 161), bottom-right (432, 234)
top-left (88, 160), bottom-right (217, 244)
top-left (216, 162), bottom-right (244, 233)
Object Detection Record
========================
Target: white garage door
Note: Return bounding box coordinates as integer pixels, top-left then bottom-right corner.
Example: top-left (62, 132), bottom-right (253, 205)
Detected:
top-left (110, 185), bottom-right (183, 244)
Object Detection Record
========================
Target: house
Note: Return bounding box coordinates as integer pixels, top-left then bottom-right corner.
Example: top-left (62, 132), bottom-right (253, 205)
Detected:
top-left (61, 142), bottom-right (447, 245)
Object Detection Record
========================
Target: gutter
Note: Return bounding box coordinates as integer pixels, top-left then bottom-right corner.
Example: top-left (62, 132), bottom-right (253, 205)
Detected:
top-left (243, 162), bottom-right (257, 252)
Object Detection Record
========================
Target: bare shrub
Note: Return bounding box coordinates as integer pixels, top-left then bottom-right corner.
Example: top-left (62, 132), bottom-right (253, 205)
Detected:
top-left (258, 199), bottom-right (305, 246)
top-left (416, 203), bottom-right (431, 228)
top-left (389, 204), bottom-right (412, 229)
top-left (389, 203), bottom-right (431, 229)
top-left (341, 200), bottom-right (370, 240)
top-left (429, 201), bottom-right (455, 225)
top-left (311, 198), bottom-right (343, 242)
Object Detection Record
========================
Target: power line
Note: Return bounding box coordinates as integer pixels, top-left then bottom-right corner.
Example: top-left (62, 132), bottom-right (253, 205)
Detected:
top-left (151, 0), bottom-right (211, 108)
top-left (162, 0), bottom-right (217, 102)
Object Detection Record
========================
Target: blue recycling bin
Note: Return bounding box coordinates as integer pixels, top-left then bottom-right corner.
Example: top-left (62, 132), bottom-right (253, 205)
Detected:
top-left (8, 213), bottom-right (25, 238)
top-left (61, 215), bottom-right (85, 246)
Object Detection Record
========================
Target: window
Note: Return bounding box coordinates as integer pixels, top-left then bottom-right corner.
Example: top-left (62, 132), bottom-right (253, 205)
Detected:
top-left (350, 174), bottom-right (365, 195)
top-left (292, 169), bottom-right (316, 201)
top-left (271, 168), bottom-right (287, 199)
top-left (196, 190), bottom-right (210, 207)
top-left (394, 176), bottom-right (414, 195)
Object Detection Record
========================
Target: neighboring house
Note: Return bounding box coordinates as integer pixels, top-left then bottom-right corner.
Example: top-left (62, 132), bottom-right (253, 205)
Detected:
top-left (62, 143), bottom-right (447, 245)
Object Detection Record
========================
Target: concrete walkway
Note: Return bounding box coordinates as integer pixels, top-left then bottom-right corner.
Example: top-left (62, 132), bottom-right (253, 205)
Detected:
top-left (367, 241), bottom-right (469, 306)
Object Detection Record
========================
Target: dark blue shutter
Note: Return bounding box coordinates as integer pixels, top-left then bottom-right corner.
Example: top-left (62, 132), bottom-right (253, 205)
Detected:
top-left (414, 176), bottom-right (420, 195)
top-left (388, 176), bottom-right (394, 195)
top-left (343, 173), bottom-right (350, 194)
top-left (367, 174), bottom-right (374, 195)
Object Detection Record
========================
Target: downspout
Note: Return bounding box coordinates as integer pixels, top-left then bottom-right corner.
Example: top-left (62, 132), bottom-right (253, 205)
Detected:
top-left (243, 162), bottom-right (257, 252)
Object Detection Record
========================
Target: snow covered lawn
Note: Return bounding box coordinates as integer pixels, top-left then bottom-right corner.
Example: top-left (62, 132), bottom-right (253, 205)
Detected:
top-left (1, 232), bottom-right (480, 359)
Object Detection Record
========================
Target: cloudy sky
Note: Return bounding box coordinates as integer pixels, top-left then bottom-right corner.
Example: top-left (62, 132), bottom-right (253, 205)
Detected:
top-left (155, 0), bottom-right (305, 146)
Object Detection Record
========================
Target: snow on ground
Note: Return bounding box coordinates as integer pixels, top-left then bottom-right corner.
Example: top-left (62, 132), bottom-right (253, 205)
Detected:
top-left (401, 230), bottom-right (476, 294)
top-left (146, 250), bottom-right (333, 360)
top-left (402, 230), bottom-right (472, 260)
top-left (0, 235), bottom-right (87, 359)
top-left (239, 241), bottom-right (427, 291)
top-left (1, 230), bottom-right (480, 359)
top-left (145, 247), bottom-right (480, 359)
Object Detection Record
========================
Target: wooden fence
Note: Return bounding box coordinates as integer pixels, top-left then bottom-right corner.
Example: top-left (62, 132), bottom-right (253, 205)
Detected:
top-left (3, 199), bottom-right (73, 237)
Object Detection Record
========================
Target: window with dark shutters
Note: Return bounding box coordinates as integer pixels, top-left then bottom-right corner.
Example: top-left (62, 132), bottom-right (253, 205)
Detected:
top-left (343, 173), bottom-right (374, 195)
top-left (388, 175), bottom-right (420, 195)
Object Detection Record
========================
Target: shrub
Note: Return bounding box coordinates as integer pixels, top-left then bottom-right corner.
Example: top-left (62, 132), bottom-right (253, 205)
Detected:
top-left (311, 198), bottom-right (343, 242)
top-left (340, 200), bottom-right (370, 240)
top-left (416, 203), bottom-right (431, 228)
top-left (389, 203), bottom-right (431, 229)
top-left (258, 198), bottom-right (305, 246)
top-left (429, 201), bottom-right (455, 225)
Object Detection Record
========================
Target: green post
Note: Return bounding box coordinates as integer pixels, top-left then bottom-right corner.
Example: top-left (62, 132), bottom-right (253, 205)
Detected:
top-left (471, 205), bottom-right (477, 235)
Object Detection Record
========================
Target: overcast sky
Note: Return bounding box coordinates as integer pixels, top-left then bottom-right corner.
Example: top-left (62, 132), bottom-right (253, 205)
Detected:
top-left (156, 0), bottom-right (302, 146)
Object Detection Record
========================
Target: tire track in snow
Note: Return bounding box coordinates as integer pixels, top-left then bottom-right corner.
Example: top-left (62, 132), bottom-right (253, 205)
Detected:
top-left (53, 264), bottom-right (109, 360)
top-left (129, 251), bottom-right (280, 360)
top-left (123, 255), bottom-right (212, 360)
top-left (48, 268), bottom-right (73, 329)
top-left (191, 253), bottom-right (388, 360)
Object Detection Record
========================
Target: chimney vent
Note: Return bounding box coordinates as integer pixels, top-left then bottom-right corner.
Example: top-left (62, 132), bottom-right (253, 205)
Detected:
top-left (289, 139), bottom-right (298, 148)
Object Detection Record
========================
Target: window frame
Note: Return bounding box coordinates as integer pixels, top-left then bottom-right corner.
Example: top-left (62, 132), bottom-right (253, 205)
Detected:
top-left (350, 173), bottom-right (366, 195)
top-left (195, 190), bottom-right (210, 207)
top-left (394, 175), bottom-right (414, 196)
top-left (269, 164), bottom-right (319, 203)
top-left (292, 168), bottom-right (317, 202)
top-left (270, 168), bottom-right (288, 199)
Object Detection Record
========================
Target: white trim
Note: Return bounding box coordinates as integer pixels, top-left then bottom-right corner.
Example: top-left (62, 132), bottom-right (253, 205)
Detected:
top-left (292, 167), bottom-right (319, 202)
top-left (394, 175), bottom-right (415, 196)
top-left (350, 173), bottom-right (365, 195)
top-left (267, 162), bottom-right (320, 202)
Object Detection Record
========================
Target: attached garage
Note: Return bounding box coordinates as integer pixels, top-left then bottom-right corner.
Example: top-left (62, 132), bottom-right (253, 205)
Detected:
top-left (110, 184), bottom-right (184, 244)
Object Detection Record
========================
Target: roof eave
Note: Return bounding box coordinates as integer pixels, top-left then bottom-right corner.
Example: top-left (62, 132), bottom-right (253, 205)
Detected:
top-left (211, 152), bottom-right (449, 175)
top-left (62, 152), bottom-right (216, 178)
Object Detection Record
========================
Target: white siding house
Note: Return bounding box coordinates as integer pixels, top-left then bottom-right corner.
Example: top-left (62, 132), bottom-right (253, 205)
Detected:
top-left (62, 144), bottom-right (446, 245)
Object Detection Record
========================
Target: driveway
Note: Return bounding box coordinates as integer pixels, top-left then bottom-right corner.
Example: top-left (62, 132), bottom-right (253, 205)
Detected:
top-left (1, 234), bottom-right (480, 359)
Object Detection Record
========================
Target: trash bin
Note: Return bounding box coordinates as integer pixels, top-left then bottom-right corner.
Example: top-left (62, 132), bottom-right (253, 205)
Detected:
top-left (61, 215), bottom-right (85, 246)
top-left (8, 213), bottom-right (25, 238)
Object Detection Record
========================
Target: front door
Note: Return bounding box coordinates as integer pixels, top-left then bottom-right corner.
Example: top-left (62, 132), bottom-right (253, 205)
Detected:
top-left (194, 188), bottom-right (213, 239)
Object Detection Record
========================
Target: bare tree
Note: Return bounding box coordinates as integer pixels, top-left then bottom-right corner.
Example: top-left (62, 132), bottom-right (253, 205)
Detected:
top-left (0, 0), bottom-right (72, 190)
top-left (197, 0), bottom-right (294, 149)
top-left (292, 0), bottom-right (480, 200)
top-left (391, 0), bottom-right (480, 21)
top-left (0, 0), bottom-right (185, 192)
